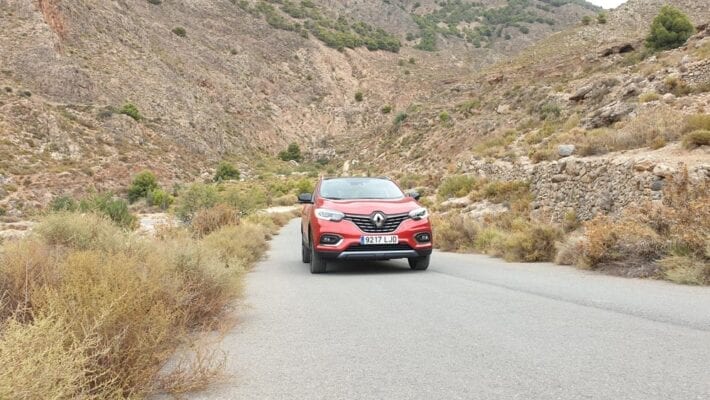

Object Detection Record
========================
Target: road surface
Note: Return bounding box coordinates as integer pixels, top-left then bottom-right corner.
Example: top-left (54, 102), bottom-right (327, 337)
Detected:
top-left (188, 219), bottom-right (710, 400)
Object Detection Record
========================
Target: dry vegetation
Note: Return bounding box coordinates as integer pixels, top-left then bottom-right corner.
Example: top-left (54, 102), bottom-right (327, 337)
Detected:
top-left (0, 203), bottom-right (294, 398)
top-left (433, 171), bottom-right (709, 285)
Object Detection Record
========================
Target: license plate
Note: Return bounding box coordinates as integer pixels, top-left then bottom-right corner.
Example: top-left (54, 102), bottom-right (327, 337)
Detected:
top-left (360, 235), bottom-right (399, 245)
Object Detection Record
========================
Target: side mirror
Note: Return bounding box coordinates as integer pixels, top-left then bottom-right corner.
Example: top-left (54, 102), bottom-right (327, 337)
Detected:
top-left (297, 193), bottom-right (313, 204)
top-left (408, 192), bottom-right (421, 201)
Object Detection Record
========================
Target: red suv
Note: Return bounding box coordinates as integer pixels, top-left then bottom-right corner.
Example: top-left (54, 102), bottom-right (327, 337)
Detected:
top-left (298, 177), bottom-right (433, 274)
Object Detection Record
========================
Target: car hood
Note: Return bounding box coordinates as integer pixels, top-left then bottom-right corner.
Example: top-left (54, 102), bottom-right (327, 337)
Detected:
top-left (319, 198), bottom-right (420, 215)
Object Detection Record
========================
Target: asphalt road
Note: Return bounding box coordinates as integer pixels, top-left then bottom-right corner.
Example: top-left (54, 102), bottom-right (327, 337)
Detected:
top-left (188, 219), bottom-right (710, 400)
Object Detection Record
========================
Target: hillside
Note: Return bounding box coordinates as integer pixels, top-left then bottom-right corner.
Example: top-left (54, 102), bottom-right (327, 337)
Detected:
top-left (344, 0), bottom-right (710, 176)
top-left (0, 0), bottom-right (597, 215)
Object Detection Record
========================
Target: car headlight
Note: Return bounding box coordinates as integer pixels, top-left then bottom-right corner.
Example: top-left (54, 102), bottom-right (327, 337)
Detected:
top-left (315, 208), bottom-right (345, 222)
top-left (409, 207), bottom-right (429, 220)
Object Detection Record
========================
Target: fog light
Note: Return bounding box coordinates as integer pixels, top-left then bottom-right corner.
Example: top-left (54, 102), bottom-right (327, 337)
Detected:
top-left (320, 234), bottom-right (341, 245)
top-left (415, 232), bottom-right (431, 243)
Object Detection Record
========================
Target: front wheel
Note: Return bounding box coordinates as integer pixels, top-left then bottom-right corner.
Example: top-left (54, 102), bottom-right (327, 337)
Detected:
top-left (301, 239), bottom-right (311, 264)
top-left (408, 255), bottom-right (430, 271)
top-left (309, 241), bottom-right (327, 274)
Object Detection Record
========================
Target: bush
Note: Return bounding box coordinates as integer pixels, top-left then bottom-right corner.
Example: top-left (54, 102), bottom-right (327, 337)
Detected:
top-left (221, 185), bottom-right (267, 214)
top-left (439, 111), bottom-right (450, 122)
top-left (128, 170), bottom-right (159, 202)
top-left (438, 175), bottom-right (478, 199)
top-left (638, 92), bottom-right (659, 103)
top-left (191, 204), bottom-right (240, 238)
top-left (381, 105), bottom-right (392, 114)
top-left (49, 195), bottom-right (77, 212)
top-left (581, 15), bottom-right (591, 25)
top-left (175, 183), bottom-right (219, 222)
top-left (147, 188), bottom-right (173, 210)
top-left (646, 5), bottom-right (694, 51)
top-left (394, 112), bottom-right (408, 124)
top-left (214, 161), bottom-right (240, 182)
top-left (682, 130), bottom-right (710, 149)
top-left (659, 256), bottom-right (710, 285)
top-left (579, 215), bottom-right (664, 269)
top-left (79, 193), bottom-right (137, 230)
top-left (278, 142), bottom-right (302, 162)
top-left (596, 12), bottom-right (607, 24)
top-left (499, 225), bottom-right (563, 262)
top-left (683, 114), bottom-right (710, 133)
top-left (172, 27), bottom-right (187, 37)
top-left (120, 103), bottom-right (141, 121)
top-left (0, 208), bottom-right (280, 396)
top-left (354, 91), bottom-right (363, 102)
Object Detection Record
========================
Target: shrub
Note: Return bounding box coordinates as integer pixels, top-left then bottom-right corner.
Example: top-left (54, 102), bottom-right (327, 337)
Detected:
top-left (172, 27), bottom-right (187, 37)
top-left (381, 105), bottom-right (392, 114)
top-left (581, 15), bottom-right (591, 25)
top-left (394, 112), bottom-right (408, 124)
top-left (278, 142), bottom-right (302, 162)
top-left (79, 193), bottom-right (137, 230)
top-left (128, 170), bottom-right (159, 202)
top-left (499, 224), bottom-right (563, 262)
top-left (191, 204), bottom-right (240, 237)
top-left (646, 5), bottom-right (694, 51)
top-left (49, 195), bottom-right (78, 212)
top-left (683, 114), bottom-right (710, 133)
top-left (579, 215), bottom-right (665, 269)
top-left (175, 183), bottom-right (219, 222)
top-left (213, 161), bottom-right (240, 182)
top-left (439, 111), bottom-right (450, 122)
top-left (120, 102), bottom-right (141, 121)
top-left (659, 256), bottom-right (710, 285)
top-left (638, 92), bottom-right (659, 103)
top-left (147, 188), bottom-right (173, 210)
top-left (354, 91), bottom-right (363, 102)
top-left (148, 0), bottom-right (162, 4)
top-left (438, 175), bottom-right (478, 199)
top-left (596, 12), bottom-right (607, 24)
top-left (682, 130), bottom-right (710, 149)
top-left (202, 223), bottom-right (269, 267)
top-left (221, 185), bottom-right (267, 214)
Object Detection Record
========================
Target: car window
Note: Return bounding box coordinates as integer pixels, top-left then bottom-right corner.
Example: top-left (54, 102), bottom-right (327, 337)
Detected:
top-left (319, 178), bottom-right (404, 200)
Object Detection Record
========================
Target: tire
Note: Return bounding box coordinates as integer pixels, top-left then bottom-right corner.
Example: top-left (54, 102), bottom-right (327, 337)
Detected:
top-left (408, 255), bottom-right (430, 271)
top-left (301, 241), bottom-right (311, 263)
top-left (309, 235), bottom-right (327, 274)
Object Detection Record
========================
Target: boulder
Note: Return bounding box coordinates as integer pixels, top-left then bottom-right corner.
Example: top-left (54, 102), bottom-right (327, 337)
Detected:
top-left (466, 201), bottom-right (508, 219)
top-left (582, 101), bottom-right (635, 129)
top-left (634, 160), bottom-right (655, 172)
top-left (569, 84), bottom-right (593, 101)
top-left (496, 104), bottom-right (511, 114)
top-left (662, 93), bottom-right (676, 103)
top-left (558, 144), bottom-right (575, 157)
top-left (653, 164), bottom-right (675, 178)
top-left (440, 196), bottom-right (472, 210)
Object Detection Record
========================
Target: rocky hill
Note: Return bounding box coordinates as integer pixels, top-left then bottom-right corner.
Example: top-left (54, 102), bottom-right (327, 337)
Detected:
top-left (0, 0), bottom-right (599, 215)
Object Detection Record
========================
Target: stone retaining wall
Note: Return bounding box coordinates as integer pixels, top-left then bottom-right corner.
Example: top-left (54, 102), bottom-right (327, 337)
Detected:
top-left (462, 156), bottom-right (709, 221)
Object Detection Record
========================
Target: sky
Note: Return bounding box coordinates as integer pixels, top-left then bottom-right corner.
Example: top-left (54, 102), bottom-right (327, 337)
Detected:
top-left (587, 0), bottom-right (627, 9)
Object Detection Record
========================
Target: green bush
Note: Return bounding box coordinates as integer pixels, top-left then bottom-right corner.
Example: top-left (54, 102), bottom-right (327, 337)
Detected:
top-left (147, 189), bottom-right (173, 210)
top-left (49, 195), bottom-right (78, 212)
top-left (394, 112), bottom-right (408, 124)
top-left (172, 27), bottom-right (187, 37)
top-left (119, 103), bottom-right (141, 121)
top-left (128, 170), bottom-right (159, 203)
top-left (646, 5), bottom-right (694, 51)
top-left (381, 105), bottom-right (392, 114)
top-left (596, 12), bottom-right (607, 24)
top-left (354, 91), bottom-right (364, 102)
top-left (438, 175), bottom-right (478, 199)
top-left (175, 183), bottom-right (219, 222)
top-left (439, 111), bottom-right (450, 122)
top-left (214, 161), bottom-right (240, 182)
top-left (682, 130), bottom-right (710, 149)
top-left (78, 193), bottom-right (137, 230)
top-left (278, 143), bottom-right (302, 162)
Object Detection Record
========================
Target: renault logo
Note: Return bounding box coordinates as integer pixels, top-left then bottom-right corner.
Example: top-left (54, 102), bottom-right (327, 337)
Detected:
top-left (371, 212), bottom-right (386, 228)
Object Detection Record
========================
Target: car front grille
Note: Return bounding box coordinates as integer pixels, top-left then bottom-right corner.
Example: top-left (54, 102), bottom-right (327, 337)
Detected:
top-left (344, 213), bottom-right (409, 233)
top-left (345, 243), bottom-right (414, 252)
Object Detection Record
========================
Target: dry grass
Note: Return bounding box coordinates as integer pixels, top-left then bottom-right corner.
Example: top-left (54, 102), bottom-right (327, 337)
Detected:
top-left (191, 203), bottom-right (240, 237)
top-left (682, 130), bottom-right (710, 149)
top-left (571, 171), bottom-right (709, 283)
top-left (0, 209), bottom-right (281, 397)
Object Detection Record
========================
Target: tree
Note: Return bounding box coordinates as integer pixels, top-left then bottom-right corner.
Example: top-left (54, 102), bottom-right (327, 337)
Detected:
top-left (214, 161), bottom-right (240, 182)
top-left (128, 170), bottom-right (158, 203)
top-left (279, 143), bottom-right (302, 162)
top-left (646, 6), bottom-right (694, 51)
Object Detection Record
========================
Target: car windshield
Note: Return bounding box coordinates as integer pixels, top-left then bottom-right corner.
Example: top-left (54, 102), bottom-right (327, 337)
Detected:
top-left (319, 178), bottom-right (404, 200)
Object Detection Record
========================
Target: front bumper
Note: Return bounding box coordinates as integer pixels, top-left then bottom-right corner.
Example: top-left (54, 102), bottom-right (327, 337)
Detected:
top-left (313, 217), bottom-right (433, 260)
